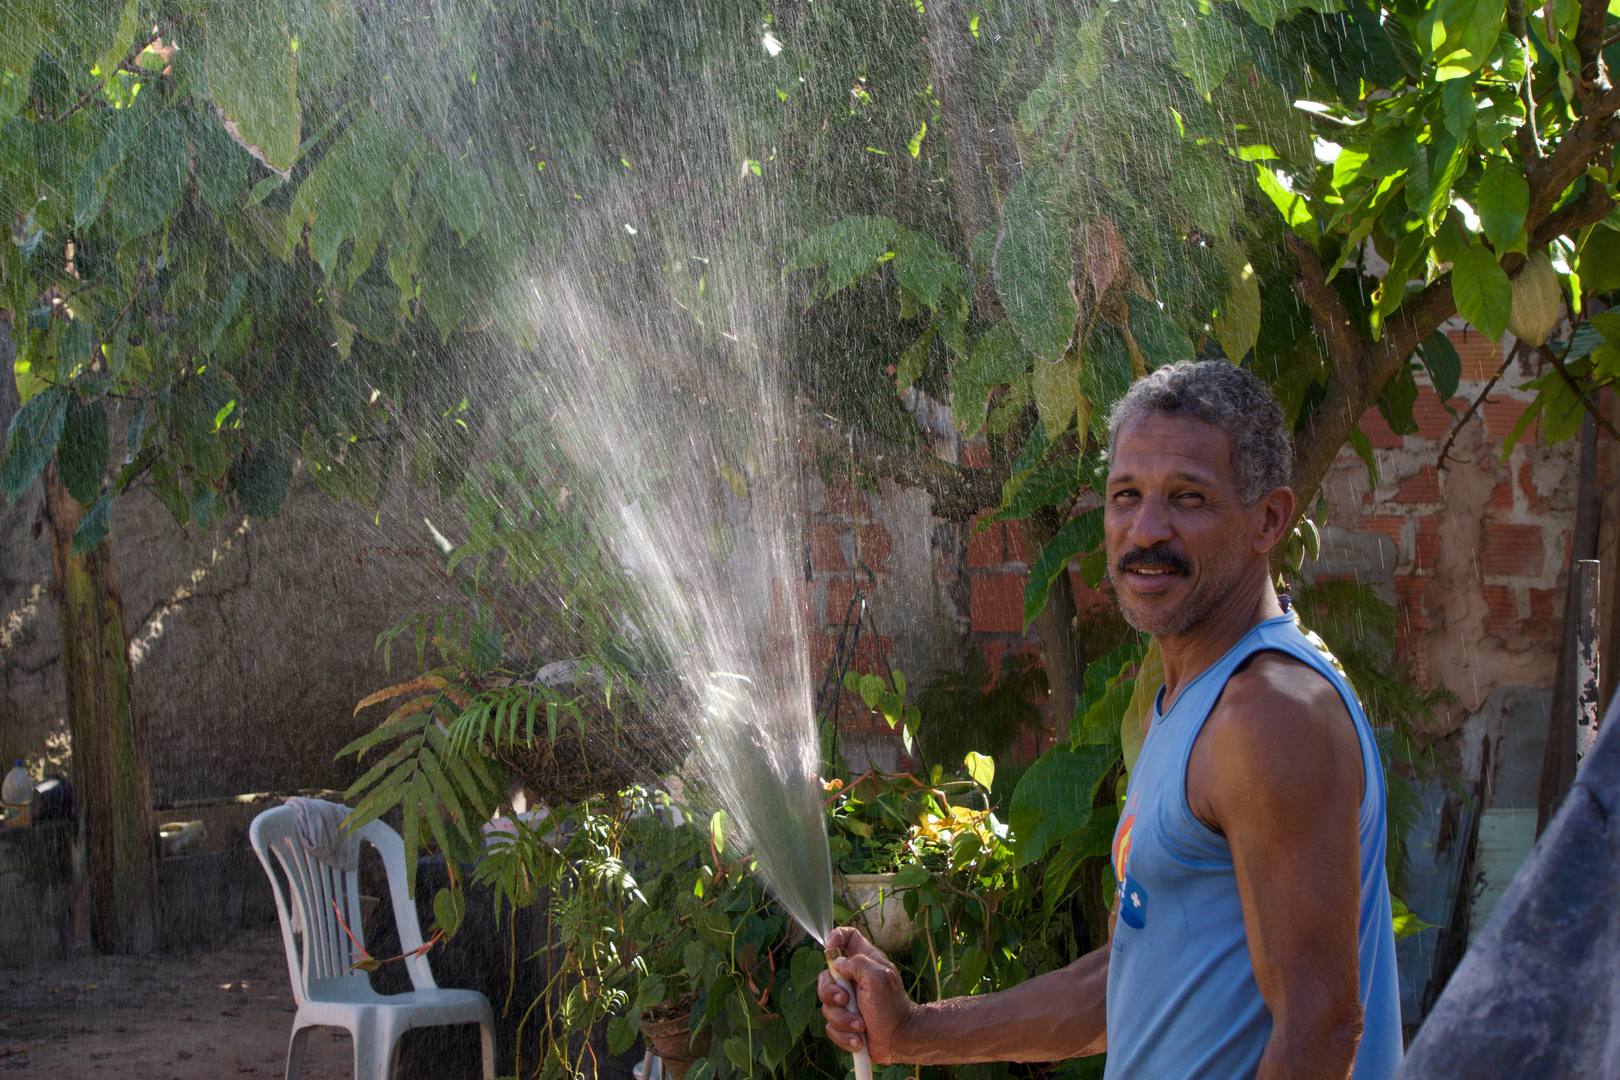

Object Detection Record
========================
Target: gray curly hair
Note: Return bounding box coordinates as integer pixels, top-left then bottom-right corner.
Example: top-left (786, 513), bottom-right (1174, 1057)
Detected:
top-left (1106, 360), bottom-right (1293, 505)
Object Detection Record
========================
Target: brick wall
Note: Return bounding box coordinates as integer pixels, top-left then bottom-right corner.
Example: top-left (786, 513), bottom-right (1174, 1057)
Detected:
top-left (1312, 324), bottom-right (1591, 731)
top-left (792, 325), bottom-right (1596, 763)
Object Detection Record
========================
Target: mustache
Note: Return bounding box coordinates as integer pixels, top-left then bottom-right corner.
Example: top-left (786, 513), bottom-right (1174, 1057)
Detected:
top-left (1115, 547), bottom-right (1191, 575)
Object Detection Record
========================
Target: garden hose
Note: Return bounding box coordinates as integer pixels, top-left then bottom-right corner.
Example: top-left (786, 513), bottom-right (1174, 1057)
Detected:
top-left (825, 946), bottom-right (875, 1080)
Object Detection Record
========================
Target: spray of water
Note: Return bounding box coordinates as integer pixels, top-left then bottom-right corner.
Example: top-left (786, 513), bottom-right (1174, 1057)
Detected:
top-left (518, 265), bottom-right (837, 943)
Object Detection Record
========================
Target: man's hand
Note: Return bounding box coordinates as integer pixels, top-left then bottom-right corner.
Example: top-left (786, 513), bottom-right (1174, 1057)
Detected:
top-left (816, 926), bottom-right (916, 1063)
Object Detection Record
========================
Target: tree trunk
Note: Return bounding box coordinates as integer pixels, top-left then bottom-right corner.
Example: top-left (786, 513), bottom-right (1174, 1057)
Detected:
top-left (42, 462), bottom-right (159, 953)
top-left (1018, 505), bottom-right (1084, 734)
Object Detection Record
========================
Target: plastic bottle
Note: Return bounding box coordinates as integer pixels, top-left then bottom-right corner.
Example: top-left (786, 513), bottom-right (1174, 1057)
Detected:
top-left (2, 760), bottom-right (34, 829)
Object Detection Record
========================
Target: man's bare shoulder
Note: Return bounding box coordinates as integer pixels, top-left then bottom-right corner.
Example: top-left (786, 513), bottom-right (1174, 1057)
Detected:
top-left (1191, 650), bottom-right (1363, 829)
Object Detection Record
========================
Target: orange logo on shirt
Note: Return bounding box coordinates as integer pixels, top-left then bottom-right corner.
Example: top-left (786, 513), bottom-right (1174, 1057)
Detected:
top-left (1113, 791), bottom-right (1138, 882)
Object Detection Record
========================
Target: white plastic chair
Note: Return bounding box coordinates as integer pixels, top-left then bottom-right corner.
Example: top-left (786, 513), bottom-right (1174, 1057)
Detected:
top-left (250, 805), bottom-right (496, 1080)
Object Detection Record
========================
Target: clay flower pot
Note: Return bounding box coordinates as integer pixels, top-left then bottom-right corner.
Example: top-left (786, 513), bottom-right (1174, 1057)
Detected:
top-left (638, 1011), bottom-right (712, 1080)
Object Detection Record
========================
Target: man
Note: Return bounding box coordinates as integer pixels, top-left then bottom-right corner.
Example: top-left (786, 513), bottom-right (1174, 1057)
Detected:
top-left (819, 360), bottom-right (1402, 1079)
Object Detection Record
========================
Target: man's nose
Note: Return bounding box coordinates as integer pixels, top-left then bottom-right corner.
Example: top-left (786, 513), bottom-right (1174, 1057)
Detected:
top-left (1126, 495), bottom-right (1175, 550)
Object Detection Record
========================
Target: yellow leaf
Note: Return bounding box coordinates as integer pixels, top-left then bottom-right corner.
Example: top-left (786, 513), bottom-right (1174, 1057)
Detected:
top-left (354, 675), bottom-right (448, 714)
top-left (1120, 640), bottom-right (1163, 773)
top-left (1031, 352), bottom-right (1084, 435)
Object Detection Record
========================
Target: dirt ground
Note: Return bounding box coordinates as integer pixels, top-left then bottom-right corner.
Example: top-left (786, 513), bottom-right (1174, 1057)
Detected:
top-left (0, 930), bottom-right (376, 1079)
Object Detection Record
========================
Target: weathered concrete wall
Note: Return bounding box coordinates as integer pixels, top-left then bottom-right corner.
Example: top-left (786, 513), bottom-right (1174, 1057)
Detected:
top-left (0, 467), bottom-right (465, 805)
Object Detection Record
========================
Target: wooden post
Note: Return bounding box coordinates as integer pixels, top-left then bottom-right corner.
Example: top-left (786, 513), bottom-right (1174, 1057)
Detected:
top-left (42, 462), bottom-right (159, 953)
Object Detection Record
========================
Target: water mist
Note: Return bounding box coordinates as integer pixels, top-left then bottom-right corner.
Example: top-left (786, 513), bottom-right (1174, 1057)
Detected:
top-left (520, 258), bottom-right (873, 1079)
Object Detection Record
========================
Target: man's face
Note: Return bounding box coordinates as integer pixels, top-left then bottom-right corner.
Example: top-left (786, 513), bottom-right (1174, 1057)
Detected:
top-left (1103, 414), bottom-right (1261, 637)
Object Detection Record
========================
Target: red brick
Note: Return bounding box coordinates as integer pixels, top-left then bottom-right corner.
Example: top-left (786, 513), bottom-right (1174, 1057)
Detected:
top-left (1358, 407), bottom-right (1404, 449)
top-left (1523, 584), bottom-right (1560, 637)
top-left (1411, 390), bottom-right (1470, 441)
top-left (1450, 329), bottom-right (1503, 382)
top-left (1517, 462), bottom-right (1558, 513)
top-left (857, 525), bottom-right (891, 570)
top-left (1394, 466), bottom-right (1441, 504)
top-left (967, 513), bottom-right (1004, 568)
top-left (827, 578), bottom-right (859, 624)
top-left (1415, 515), bottom-right (1442, 570)
top-left (970, 573), bottom-right (1026, 633)
top-left (769, 579), bottom-right (810, 633)
top-left (1482, 523), bottom-right (1545, 577)
top-left (1482, 585), bottom-right (1518, 640)
top-left (808, 633), bottom-right (839, 670)
top-left (1068, 565), bottom-right (1112, 611)
top-left (849, 634), bottom-right (894, 676)
top-left (1486, 484), bottom-right (1514, 513)
top-left (1394, 574), bottom-right (1430, 631)
top-left (1004, 520), bottom-right (1027, 563)
top-left (980, 641), bottom-right (1007, 685)
top-left (1359, 516), bottom-right (1406, 550)
top-left (1483, 398), bottom-right (1533, 441)
top-left (961, 441), bottom-right (991, 469)
top-left (808, 524), bottom-right (847, 572)
top-left (823, 476), bottom-right (864, 517)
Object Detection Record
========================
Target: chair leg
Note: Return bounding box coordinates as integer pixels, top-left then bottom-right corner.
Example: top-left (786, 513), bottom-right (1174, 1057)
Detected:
top-left (479, 1021), bottom-right (497, 1080)
top-left (350, 1012), bottom-right (388, 1080)
top-left (285, 1023), bottom-right (311, 1080)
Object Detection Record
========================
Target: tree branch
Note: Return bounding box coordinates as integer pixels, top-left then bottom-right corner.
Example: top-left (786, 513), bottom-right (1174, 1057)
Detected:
top-left (1285, 236), bottom-right (1362, 376)
top-left (1539, 342), bottom-right (1620, 441)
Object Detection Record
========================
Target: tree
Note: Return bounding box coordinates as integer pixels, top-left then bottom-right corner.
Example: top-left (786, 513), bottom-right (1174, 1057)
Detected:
top-left (5, 0), bottom-right (1616, 948)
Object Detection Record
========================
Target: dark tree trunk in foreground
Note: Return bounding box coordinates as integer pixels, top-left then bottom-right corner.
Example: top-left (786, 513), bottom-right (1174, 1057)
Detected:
top-left (1019, 506), bottom-right (1084, 730)
top-left (42, 462), bottom-right (159, 953)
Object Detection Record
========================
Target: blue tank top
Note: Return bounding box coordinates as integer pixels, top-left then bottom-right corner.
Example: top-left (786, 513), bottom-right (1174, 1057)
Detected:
top-left (1103, 614), bottom-right (1402, 1080)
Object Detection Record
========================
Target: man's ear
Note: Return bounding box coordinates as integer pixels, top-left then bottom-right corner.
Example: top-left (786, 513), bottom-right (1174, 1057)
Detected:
top-left (1252, 487), bottom-right (1297, 555)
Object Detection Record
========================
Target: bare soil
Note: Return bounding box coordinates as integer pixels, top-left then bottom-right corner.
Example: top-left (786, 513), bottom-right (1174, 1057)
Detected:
top-left (0, 930), bottom-right (361, 1079)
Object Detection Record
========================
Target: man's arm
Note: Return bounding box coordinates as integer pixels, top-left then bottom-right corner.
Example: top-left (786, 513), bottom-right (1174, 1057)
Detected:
top-left (1192, 651), bottom-right (1367, 1080)
top-left (817, 917), bottom-right (1110, 1064)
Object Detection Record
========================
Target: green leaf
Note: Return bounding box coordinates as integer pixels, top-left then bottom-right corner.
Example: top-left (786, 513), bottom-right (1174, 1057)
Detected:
top-left (1008, 742), bottom-right (1119, 866)
top-left (189, 98), bottom-right (252, 214)
top-left (1347, 424), bottom-right (1379, 487)
top-left (1475, 159), bottom-right (1529, 253)
top-left (1451, 243), bottom-right (1513, 341)
top-left (229, 444), bottom-right (292, 520)
top-left (433, 885), bottom-right (466, 938)
top-left (1023, 508), bottom-right (1103, 627)
top-left (421, 155), bottom-right (495, 246)
top-left (963, 751), bottom-right (995, 789)
top-left (996, 164), bottom-right (1078, 362)
top-left (1376, 362), bottom-right (1420, 435)
top-left (205, 0), bottom-right (301, 174)
top-left (1420, 330), bottom-right (1462, 403)
top-left (894, 324), bottom-right (935, 392)
top-left (58, 395), bottom-right (108, 505)
top-left (954, 322), bottom-right (1033, 431)
top-left (1419, 0), bottom-right (1505, 79)
top-left (203, 271), bottom-right (249, 356)
top-left (1, 385), bottom-right (68, 501)
top-left (104, 110), bottom-right (188, 240)
top-left (1391, 892), bottom-right (1437, 939)
top-left (892, 229), bottom-right (961, 311)
top-left (1211, 239), bottom-right (1261, 362)
top-left (956, 946), bottom-right (989, 993)
top-left (1124, 293), bottom-right (1196, 370)
top-left (1040, 804), bottom-right (1120, 925)
top-left (789, 215), bottom-right (898, 296)
top-left (1000, 454), bottom-right (1082, 520)
top-left (71, 494), bottom-right (113, 555)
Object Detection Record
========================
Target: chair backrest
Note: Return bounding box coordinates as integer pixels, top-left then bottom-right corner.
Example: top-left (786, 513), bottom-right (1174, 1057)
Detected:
top-left (249, 805), bottom-right (437, 1003)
